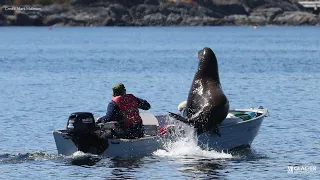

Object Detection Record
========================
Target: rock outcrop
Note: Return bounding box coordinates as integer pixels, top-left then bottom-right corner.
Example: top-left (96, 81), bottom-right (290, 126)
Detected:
top-left (0, 0), bottom-right (319, 26)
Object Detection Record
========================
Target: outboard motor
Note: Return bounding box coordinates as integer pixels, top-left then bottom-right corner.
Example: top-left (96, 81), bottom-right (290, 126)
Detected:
top-left (66, 112), bottom-right (108, 154)
top-left (67, 112), bottom-right (96, 135)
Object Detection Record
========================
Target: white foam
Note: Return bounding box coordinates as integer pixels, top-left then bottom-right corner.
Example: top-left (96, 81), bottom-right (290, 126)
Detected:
top-left (72, 151), bottom-right (86, 157)
top-left (154, 138), bottom-right (232, 159)
top-left (71, 151), bottom-right (99, 158)
top-left (154, 118), bottom-right (232, 159)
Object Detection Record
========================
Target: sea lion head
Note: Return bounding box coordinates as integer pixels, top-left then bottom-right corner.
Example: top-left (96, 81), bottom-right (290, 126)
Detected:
top-left (197, 47), bottom-right (220, 83)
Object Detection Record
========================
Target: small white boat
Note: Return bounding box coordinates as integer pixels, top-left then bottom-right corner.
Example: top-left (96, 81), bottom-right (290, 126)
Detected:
top-left (53, 107), bottom-right (268, 157)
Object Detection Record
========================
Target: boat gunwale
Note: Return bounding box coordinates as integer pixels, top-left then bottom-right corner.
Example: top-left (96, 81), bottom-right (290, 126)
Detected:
top-left (219, 108), bottom-right (268, 128)
top-left (53, 108), bottom-right (268, 136)
top-left (154, 108), bottom-right (268, 128)
top-left (52, 130), bottom-right (160, 141)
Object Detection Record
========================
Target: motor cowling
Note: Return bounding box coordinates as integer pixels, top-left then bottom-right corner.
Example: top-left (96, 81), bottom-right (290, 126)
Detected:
top-left (66, 112), bottom-right (96, 134)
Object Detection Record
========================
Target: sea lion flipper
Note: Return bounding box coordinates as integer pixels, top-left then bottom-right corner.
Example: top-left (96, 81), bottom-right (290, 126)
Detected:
top-left (168, 112), bottom-right (189, 124)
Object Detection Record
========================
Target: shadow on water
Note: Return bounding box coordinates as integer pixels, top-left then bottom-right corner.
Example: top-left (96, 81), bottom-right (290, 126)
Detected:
top-left (60, 154), bottom-right (157, 179)
top-left (97, 156), bottom-right (154, 180)
top-left (173, 146), bottom-right (269, 179)
top-left (229, 146), bottom-right (269, 161)
top-left (67, 152), bottom-right (102, 166)
top-left (66, 152), bottom-right (154, 168)
top-left (109, 157), bottom-right (142, 179)
top-left (108, 156), bottom-right (144, 168)
top-left (177, 158), bottom-right (229, 179)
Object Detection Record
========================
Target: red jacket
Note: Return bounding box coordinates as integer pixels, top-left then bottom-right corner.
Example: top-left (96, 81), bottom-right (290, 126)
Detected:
top-left (112, 94), bottom-right (142, 127)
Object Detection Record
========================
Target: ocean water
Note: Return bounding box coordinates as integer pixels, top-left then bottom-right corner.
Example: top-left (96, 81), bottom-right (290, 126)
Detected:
top-left (0, 26), bottom-right (319, 179)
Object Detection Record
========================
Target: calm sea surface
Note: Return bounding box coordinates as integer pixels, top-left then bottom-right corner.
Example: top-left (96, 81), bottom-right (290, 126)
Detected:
top-left (0, 27), bottom-right (319, 179)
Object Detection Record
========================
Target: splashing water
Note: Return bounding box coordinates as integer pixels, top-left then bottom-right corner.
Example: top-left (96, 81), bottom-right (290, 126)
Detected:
top-left (69, 151), bottom-right (102, 166)
top-left (0, 152), bottom-right (59, 164)
top-left (154, 117), bottom-right (232, 159)
top-left (71, 151), bottom-right (88, 157)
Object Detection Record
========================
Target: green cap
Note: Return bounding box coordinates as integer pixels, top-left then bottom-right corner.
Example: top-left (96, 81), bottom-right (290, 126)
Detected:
top-left (112, 83), bottom-right (126, 96)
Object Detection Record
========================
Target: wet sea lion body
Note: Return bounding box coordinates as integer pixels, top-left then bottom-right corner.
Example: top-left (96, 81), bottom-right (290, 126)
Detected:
top-left (169, 47), bottom-right (229, 136)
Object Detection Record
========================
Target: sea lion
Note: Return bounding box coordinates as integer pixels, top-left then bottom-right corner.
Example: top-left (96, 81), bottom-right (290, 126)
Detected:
top-left (169, 47), bottom-right (229, 136)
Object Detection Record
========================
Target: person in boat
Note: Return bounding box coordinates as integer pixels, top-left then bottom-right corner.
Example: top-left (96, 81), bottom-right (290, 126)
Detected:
top-left (178, 100), bottom-right (187, 117)
top-left (96, 83), bottom-right (151, 139)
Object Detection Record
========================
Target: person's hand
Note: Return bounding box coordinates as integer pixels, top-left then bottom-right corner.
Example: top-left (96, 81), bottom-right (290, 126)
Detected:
top-left (96, 117), bottom-right (102, 124)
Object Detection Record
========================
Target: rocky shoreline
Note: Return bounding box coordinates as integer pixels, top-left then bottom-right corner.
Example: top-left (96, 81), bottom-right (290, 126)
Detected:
top-left (0, 0), bottom-right (320, 26)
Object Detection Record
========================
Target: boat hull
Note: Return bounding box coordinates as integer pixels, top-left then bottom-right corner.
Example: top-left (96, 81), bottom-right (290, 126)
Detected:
top-left (156, 108), bottom-right (267, 151)
top-left (53, 130), bottom-right (160, 157)
top-left (53, 108), bottom-right (267, 156)
top-left (197, 113), bottom-right (264, 150)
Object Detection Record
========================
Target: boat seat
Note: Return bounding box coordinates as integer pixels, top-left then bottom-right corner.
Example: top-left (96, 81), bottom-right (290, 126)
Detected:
top-left (140, 113), bottom-right (159, 136)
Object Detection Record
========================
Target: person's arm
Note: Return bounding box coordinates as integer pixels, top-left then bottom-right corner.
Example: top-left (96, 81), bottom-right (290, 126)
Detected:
top-left (97, 101), bottom-right (119, 123)
top-left (136, 97), bottom-right (151, 110)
